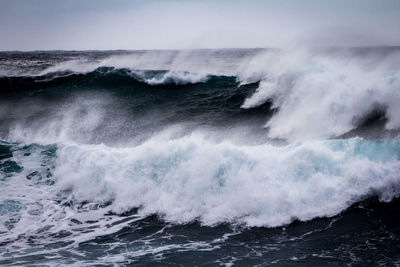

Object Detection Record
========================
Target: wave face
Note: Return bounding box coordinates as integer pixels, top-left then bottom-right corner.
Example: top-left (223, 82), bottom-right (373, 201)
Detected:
top-left (1, 48), bottom-right (400, 265)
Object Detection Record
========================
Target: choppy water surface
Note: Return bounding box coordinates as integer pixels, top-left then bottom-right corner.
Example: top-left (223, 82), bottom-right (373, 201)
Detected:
top-left (1, 48), bottom-right (400, 265)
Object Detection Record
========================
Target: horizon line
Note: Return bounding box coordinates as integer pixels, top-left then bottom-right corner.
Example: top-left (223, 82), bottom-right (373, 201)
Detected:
top-left (1, 45), bottom-right (400, 53)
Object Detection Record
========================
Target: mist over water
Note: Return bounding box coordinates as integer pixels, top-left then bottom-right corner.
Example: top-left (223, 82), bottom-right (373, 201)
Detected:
top-left (1, 47), bottom-right (400, 143)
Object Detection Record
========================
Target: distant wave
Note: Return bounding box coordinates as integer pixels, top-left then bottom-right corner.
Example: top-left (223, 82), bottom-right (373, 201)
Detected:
top-left (1, 48), bottom-right (400, 141)
top-left (0, 67), bottom-right (219, 90)
top-left (138, 70), bottom-right (210, 85)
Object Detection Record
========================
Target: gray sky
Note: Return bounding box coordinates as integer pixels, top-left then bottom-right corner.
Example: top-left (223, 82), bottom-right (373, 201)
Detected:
top-left (1, 0), bottom-right (400, 50)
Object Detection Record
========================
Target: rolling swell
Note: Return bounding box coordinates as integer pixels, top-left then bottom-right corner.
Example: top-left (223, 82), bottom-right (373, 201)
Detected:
top-left (0, 67), bottom-right (233, 92)
top-left (0, 65), bottom-right (270, 145)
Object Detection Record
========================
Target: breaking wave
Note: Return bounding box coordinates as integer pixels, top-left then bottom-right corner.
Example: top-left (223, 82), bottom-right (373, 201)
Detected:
top-left (2, 48), bottom-right (400, 141)
top-left (239, 49), bottom-right (400, 140)
top-left (54, 136), bottom-right (400, 227)
top-left (0, 136), bottom-right (399, 242)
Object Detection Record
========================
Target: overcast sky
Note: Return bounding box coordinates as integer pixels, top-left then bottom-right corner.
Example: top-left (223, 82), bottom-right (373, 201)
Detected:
top-left (1, 0), bottom-right (400, 51)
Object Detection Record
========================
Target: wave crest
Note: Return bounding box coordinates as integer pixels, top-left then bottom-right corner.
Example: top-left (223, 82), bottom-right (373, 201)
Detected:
top-left (0, 67), bottom-right (213, 90)
top-left (139, 70), bottom-right (210, 85)
top-left (239, 49), bottom-right (400, 140)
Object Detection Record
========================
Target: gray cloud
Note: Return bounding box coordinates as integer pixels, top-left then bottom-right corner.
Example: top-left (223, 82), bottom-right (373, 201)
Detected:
top-left (0, 0), bottom-right (399, 50)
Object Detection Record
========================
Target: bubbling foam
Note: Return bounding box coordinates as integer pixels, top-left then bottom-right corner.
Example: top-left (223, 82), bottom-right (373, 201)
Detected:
top-left (54, 135), bottom-right (400, 227)
top-left (1, 135), bottom-right (399, 261)
top-left (133, 70), bottom-right (210, 85)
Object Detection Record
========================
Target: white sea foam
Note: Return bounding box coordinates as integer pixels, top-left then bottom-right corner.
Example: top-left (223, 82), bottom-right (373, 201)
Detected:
top-left (1, 134), bottom-right (400, 262)
top-left (33, 56), bottom-right (212, 86)
top-left (136, 70), bottom-right (210, 86)
top-left (52, 135), bottom-right (400, 227)
top-left (239, 49), bottom-right (400, 140)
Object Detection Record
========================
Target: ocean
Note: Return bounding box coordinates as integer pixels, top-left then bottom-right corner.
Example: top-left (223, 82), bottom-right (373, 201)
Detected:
top-left (1, 48), bottom-right (400, 265)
